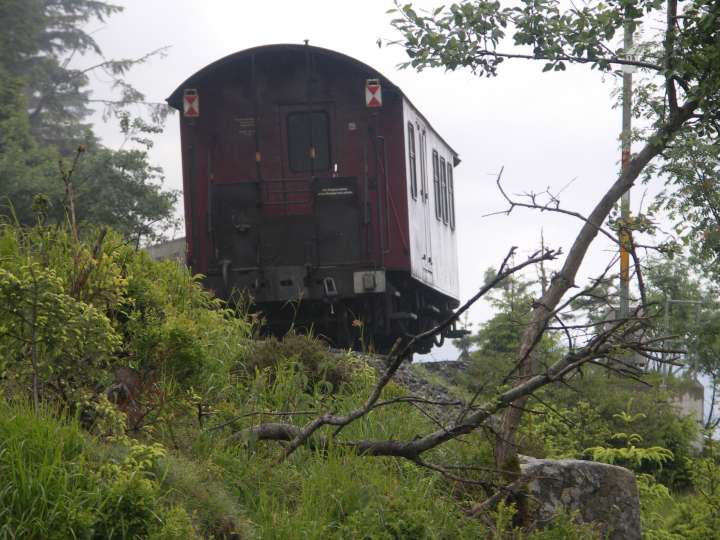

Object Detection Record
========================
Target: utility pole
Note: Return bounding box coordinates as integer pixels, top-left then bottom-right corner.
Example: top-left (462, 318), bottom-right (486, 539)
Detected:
top-left (619, 12), bottom-right (634, 319)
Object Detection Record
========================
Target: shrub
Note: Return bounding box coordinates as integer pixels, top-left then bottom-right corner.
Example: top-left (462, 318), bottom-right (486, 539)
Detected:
top-left (516, 370), bottom-right (698, 488)
top-left (240, 333), bottom-right (355, 392)
top-left (95, 473), bottom-right (162, 539)
top-left (0, 224), bottom-right (122, 409)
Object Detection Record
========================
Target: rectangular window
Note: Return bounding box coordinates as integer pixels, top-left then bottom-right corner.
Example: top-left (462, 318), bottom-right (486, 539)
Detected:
top-left (432, 150), bottom-right (440, 220)
top-left (408, 123), bottom-right (417, 199)
top-left (447, 162), bottom-right (455, 230)
top-left (287, 111), bottom-right (330, 173)
top-left (419, 131), bottom-right (427, 203)
top-left (440, 157), bottom-right (448, 224)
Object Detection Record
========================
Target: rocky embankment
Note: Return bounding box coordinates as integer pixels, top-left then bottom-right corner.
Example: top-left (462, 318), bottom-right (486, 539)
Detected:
top-left (359, 354), bottom-right (471, 423)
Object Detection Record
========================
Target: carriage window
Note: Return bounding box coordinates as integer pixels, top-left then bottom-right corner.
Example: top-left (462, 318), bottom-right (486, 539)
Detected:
top-left (408, 123), bottom-right (418, 199)
top-left (440, 157), bottom-right (448, 224)
top-left (432, 151), bottom-right (441, 220)
top-left (447, 162), bottom-right (455, 230)
top-left (287, 111), bottom-right (330, 173)
top-left (419, 131), bottom-right (428, 203)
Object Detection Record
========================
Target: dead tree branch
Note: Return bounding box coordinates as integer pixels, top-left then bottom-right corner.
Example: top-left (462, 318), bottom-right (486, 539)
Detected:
top-left (230, 318), bottom-right (635, 461)
top-left (275, 247), bottom-right (560, 459)
top-left (494, 98), bottom-right (698, 469)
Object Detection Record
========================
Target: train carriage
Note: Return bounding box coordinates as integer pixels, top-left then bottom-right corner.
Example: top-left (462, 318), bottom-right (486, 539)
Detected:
top-left (167, 44), bottom-right (463, 353)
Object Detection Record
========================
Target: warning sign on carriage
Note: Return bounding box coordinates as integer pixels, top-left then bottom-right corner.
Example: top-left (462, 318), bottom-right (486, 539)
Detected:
top-left (365, 79), bottom-right (382, 108)
top-left (183, 89), bottom-right (199, 117)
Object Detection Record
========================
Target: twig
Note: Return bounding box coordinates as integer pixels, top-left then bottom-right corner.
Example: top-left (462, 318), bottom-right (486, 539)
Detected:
top-left (466, 475), bottom-right (532, 517)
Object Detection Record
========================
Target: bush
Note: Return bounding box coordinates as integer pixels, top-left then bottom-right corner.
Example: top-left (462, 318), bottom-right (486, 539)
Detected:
top-left (240, 333), bottom-right (355, 392)
top-left (516, 370), bottom-right (698, 489)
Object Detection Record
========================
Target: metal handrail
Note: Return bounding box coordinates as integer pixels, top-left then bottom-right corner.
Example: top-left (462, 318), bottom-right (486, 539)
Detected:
top-left (261, 177), bottom-right (313, 214)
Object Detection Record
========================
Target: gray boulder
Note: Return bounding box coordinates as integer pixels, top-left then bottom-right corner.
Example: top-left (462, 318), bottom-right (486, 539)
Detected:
top-left (520, 456), bottom-right (641, 540)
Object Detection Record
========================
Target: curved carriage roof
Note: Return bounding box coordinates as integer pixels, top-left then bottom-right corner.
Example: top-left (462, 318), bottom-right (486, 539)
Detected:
top-left (166, 43), bottom-right (459, 162)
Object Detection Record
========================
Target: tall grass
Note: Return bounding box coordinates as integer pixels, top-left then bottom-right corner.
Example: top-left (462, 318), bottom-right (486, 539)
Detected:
top-left (0, 401), bottom-right (101, 539)
top-left (0, 401), bottom-right (201, 539)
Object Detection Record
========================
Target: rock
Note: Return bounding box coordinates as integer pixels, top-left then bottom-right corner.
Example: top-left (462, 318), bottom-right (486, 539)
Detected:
top-left (520, 456), bottom-right (641, 540)
top-left (360, 354), bottom-right (466, 423)
top-left (420, 359), bottom-right (470, 379)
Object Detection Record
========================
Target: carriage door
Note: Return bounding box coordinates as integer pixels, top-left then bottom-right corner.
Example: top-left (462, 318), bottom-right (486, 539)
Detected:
top-left (419, 128), bottom-right (433, 280)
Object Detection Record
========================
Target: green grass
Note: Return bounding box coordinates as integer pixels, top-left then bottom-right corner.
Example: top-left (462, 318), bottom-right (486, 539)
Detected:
top-left (0, 363), bottom-right (610, 539)
top-left (410, 364), bottom-right (473, 401)
top-left (0, 401), bottom-right (201, 539)
top-left (0, 401), bottom-right (102, 539)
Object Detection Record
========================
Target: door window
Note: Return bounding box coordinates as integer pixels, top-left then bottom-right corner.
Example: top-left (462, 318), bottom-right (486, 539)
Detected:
top-left (287, 111), bottom-right (330, 173)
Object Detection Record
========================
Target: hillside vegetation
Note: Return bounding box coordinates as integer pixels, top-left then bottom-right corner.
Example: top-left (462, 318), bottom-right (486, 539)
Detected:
top-left (0, 219), bottom-right (610, 539)
top-left (1, 219), bottom-right (720, 539)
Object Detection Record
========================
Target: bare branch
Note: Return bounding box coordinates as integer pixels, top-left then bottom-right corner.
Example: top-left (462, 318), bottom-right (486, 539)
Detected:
top-left (414, 458), bottom-right (493, 489)
top-left (494, 98), bottom-right (698, 468)
top-left (230, 321), bottom-right (630, 461)
top-left (486, 170), bottom-right (620, 246)
top-left (467, 474), bottom-right (533, 517)
top-left (279, 246), bottom-right (560, 458)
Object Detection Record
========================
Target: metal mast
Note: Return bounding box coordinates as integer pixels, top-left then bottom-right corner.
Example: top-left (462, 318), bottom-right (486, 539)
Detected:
top-left (619, 12), bottom-right (634, 319)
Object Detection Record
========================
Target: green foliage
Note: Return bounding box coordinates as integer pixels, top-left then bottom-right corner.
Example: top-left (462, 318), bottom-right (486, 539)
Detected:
top-left (0, 222), bottom-right (612, 538)
top-left (585, 409), bottom-right (675, 469)
top-left (466, 269), bottom-right (562, 398)
top-left (0, 0), bottom-right (177, 242)
top-left (667, 452), bottom-right (720, 539)
top-left (223, 447), bottom-right (483, 539)
top-left (0, 219), bottom-right (253, 439)
top-left (0, 400), bottom-right (199, 539)
top-left (389, 0), bottom-right (720, 137)
top-left (53, 147), bottom-right (178, 243)
top-left (0, 224), bottom-right (123, 407)
top-left (386, 4), bottom-right (720, 535)
top-left (640, 447), bottom-right (720, 540)
top-left (241, 333), bottom-right (356, 392)
top-left (0, 261), bottom-right (119, 390)
top-left (390, 0), bottom-right (667, 74)
top-left (148, 505), bottom-right (197, 540)
top-left (483, 502), bottom-right (602, 540)
top-left (156, 453), bottom-right (249, 539)
top-left (519, 400), bottom-right (612, 460)
top-left (518, 370), bottom-right (698, 488)
top-left (0, 66), bottom-right (60, 229)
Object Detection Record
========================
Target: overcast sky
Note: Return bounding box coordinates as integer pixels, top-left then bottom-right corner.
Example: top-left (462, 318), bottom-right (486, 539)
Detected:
top-left (87, 0), bottom-right (638, 360)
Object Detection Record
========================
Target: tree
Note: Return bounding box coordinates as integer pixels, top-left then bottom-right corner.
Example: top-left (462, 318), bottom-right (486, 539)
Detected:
top-left (465, 268), bottom-right (561, 397)
top-left (652, 133), bottom-right (720, 282)
top-left (389, 0), bottom-right (720, 475)
top-left (0, 0), bottom-right (121, 148)
top-left (0, 0), bottom-right (177, 243)
top-left (0, 66), bottom-right (59, 214)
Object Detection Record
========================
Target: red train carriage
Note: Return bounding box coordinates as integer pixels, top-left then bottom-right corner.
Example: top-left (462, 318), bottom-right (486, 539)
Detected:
top-left (167, 44), bottom-right (462, 353)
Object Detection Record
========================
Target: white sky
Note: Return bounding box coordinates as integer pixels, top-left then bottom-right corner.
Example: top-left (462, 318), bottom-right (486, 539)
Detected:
top-left (87, 0), bottom-right (640, 360)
